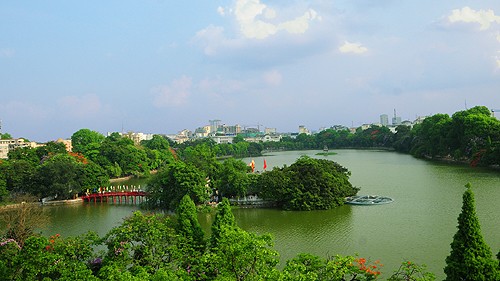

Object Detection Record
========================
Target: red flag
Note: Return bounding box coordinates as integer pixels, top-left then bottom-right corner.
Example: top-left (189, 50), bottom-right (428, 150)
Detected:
top-left (263, 159), bottom-right (267, 170)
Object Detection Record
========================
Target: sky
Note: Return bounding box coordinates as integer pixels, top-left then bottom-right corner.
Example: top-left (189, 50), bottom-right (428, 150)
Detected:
top-left (2, 1), bottom-right (500, 142)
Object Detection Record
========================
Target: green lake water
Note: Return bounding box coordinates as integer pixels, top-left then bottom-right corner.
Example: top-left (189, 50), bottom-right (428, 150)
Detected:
top-left (41, 150), bottom-right (500, 279)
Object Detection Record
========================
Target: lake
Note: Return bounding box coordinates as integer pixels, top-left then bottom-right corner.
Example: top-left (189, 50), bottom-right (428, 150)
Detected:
top-left (40, 150), bottom-right (500, 279)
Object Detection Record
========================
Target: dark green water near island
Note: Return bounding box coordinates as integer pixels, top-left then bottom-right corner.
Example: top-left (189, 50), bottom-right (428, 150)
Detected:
top-left (40, 150), bottom-right (500, 279)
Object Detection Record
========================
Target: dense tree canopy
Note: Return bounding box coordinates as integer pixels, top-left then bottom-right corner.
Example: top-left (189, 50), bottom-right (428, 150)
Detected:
top-left (214, 158), bottom-right (252, 198)
top-left (258, 156), bottom-right (359, 210)
top-left (146, 160), bottom-right (210, 210)
top-left (71, 129), bottom-right (105, 164)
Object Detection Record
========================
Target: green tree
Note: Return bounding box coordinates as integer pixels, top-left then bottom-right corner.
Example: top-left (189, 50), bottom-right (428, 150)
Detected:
top-left (7, 146), bottom-right (39, 165)
top-left (0, 169), bottom-right (7, 202)
top-left (0, 133), bottom-right (12, 139)
top-left (35, 141), bottom-right (67, 160)
top-left (175, 195), bottom-right (206, 274)
top-left (1, 160), bottom-right (37, 195)
top-left (78, 159), bottom-right (110, 192)
top-left (98, 133), bottom-right (150, 177)
top-left (215, 158), bottom-right (252, 198)
top-left (258, 156), bottom-right (358, 210)
top-left (35, 154), bottom-right (82, 199)
top-left (71, 128), bottom-right (105, 157)
top-left (206, 225), bottom-right (279, 280)
top-left (175, 195), bottom-right (205, 252)
top-left (444, 183), bottom-right (499, 280)
top-left (232, 134), bottom-right (245, 143)
top-left (392, 125), bottom-right (413, 153)
top-left (411, 114), bottom-right (452, 158)
top-left (210, 197), bottom-right (236, 248)
top-left (4, 233), bottom-right (99, 280)
top-left (141, 134), bottom-right (171, 151)
top-left (102, 211), bottom-right (177, 274)
top-left (146, 160), bottom-right (209, 210)
top-left (142, 135), bottom-right (175, 170)
top-left (181, 142), bottom-right (220, 179)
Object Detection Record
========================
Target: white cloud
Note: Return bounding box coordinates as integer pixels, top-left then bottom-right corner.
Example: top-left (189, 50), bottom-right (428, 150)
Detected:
top-left (448, 6), bottom-right (500, 30)
top-left (153, 76), bottom-right (192, 107)
top-left (194, 25), bottom-right (223, 56)
top-left (263, 70), bottom-right (282, 86)
top-left (497, 32), bottom-right (500, 42)
top-left (0, 48), bottom-right (15, 58)
top-left (193, 1), bottom-right (333, 69)
top-left (339, 41), bottom-right (368, 54)
top-left (233, 0), bottom-right (319, 39)
top-left (57, 94), bottom-right (102, 118)
top-left (217, 6), bottom-right (225, 16)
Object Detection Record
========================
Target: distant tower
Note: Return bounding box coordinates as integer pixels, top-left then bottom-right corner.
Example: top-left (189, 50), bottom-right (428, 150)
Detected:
top-left (209, 119), bottom-right (221, 135)
top-left (392, 109), bottom-right (402, 126)
top-left (380, 114), bottom-right (389, 126)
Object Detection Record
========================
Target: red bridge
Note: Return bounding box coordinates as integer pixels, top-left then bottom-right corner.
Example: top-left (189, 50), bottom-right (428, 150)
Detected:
top-left (81, 191), bottom-right (148, 204)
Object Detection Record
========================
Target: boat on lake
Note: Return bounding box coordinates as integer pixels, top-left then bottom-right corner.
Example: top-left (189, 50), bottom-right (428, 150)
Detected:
top-left (345, 195), bottom-right (394, 205)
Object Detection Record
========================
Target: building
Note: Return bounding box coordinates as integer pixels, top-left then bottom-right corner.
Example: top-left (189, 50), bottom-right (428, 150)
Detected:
top-left (265, 127), bottom-right (277, 134)
top-left (56, 138), bottom-right (73, 152)
top-left (209, 120), bottom-right (221, 136)
top-left (120, 132), bottom-right (154, 145)
top-left (0, 138), bottom-right (38, 159)
top-left (194, 126), bottom-right (210, 138)
top-left (221, 124), bottom-right (241, 135)
top-left (298, 125), bottom-right (310, 135)
top-left (392, 109), bottom-right (402, 126)
top-left (380, 114), bottom-right (389, 126)
top-left (211, 135), bottom-right (234, 144)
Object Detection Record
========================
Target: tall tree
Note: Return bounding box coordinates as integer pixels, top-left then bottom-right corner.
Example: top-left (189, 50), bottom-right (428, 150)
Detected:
top-left (71, 129), bottom-right (105, 156)
top-left (210, 197), bottom-right (236, 248)
top-left (175, 195), bottom-right (205, 255)
top-left (174, 195), bottom-right (206, 277)
top-left (444, 183), bottom-right (499, 280)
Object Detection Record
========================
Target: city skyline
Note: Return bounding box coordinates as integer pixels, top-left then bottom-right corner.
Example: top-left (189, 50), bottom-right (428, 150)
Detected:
top-left (2, 1), bottom-right (500, 142)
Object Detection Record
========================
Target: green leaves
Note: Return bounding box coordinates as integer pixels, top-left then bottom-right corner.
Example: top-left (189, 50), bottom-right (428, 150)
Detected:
top-left (257, 156), bottom-right (358, 211)
top-left (444, 183), bottom-right (499, 280)
top-left (146, 161), bottom-right (210, 210)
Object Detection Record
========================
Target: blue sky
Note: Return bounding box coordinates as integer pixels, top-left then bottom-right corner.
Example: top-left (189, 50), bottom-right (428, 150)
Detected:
top-left (2, 1), bottom-right (500, 142)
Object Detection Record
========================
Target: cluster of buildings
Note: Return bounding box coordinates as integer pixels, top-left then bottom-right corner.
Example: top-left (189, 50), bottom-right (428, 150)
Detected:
top-left (166, 120), bottom-right (282, 144)
top-left (0, 111), bottom-right (427, 159)
top-left (0, 138), bottom-right (71, 159)
top-left (166, 111), bottom-right (427, 145)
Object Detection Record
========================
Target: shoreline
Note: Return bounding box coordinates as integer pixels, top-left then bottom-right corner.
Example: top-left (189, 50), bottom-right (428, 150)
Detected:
top-left (109, 170), bottom-right (157, 183)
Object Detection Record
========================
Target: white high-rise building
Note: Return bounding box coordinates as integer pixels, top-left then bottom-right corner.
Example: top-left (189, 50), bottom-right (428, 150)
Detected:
top-left (380, 114), bottom-right (389, 126)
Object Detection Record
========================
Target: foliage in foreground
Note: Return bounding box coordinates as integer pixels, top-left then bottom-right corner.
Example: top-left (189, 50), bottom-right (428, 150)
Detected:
top-left (443, 183), bottom-right (499, 280)
top-left (0, 197), bottom-right (439, 281)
